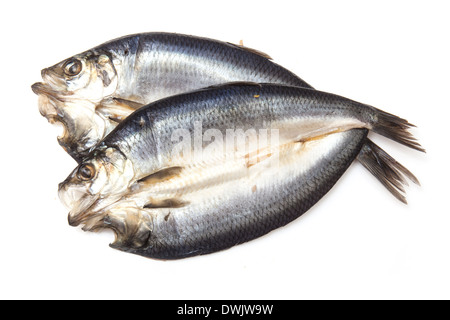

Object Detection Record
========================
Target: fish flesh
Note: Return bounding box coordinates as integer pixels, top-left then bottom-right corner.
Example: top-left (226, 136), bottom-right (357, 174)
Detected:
top-left (32, 32), bottom-right (312, 161)
top-left (58, 83), bottom-right (422, 259)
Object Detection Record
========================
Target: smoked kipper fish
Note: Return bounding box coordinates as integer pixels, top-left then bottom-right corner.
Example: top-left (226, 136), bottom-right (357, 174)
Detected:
top-left (31, 32), bottom-right (312, 161)
top-left (58, 83), bottom-right (422, 259)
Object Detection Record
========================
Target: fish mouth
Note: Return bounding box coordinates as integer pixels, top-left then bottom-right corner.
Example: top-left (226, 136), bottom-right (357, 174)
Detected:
top-left (32, 82), bottom-right (66, 121)
top-left (31, 82), bottom-right (66, 99)
top-left (68, 210), bottom-right (88, 226)
top-left (67, 193), bottom-right (101, 227)
top-left (58, 181), bottom-right (101, 227)
top-left (68, 209), bottom-right (94, 227)
top-left (32, 83), bottom-right (84, 161)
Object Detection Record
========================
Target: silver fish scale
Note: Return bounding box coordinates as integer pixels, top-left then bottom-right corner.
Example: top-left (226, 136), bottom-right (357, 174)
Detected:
top-left (101, 83), bottom-right (370, 178)
top-left (100, 33), bottom-right (313, 103)
top-left (38, 33), bottom-right (423, 260)
top-left (118, 129), bottom-right (367, 259)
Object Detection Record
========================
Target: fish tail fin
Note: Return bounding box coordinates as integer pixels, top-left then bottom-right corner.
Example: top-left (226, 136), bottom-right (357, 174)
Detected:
top-left (357, 139), bottom-right (420, 204)
top-left (371, 107), bottom-right (425, 152)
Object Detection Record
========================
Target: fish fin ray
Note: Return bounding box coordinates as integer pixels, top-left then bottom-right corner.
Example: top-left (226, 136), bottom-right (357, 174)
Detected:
top-left (372, 107), bottom-right (425, 152)
top-left (357, 139), bottom-right (420, 204)
top-left (96, 98), bottom-right (144, 123)
top-left (112, 97), bottom-right (144, 110)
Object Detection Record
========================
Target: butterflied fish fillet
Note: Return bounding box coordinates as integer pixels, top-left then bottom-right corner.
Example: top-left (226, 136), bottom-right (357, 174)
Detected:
top-left (58, 83), bottom-right (422, 259)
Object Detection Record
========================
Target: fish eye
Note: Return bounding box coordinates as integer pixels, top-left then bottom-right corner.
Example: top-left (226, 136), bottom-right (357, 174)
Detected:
top-left (63, 59), bottom-right (82, 76)
top-left (77, 163), bottom-right (96, 181)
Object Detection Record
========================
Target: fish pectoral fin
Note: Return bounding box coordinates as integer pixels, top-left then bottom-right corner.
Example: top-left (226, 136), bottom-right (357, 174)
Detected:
top-left (226, 41), bottom-right (273, 60)
top-left (112, 97), bottom-right (145, 110)
top-left (137, 166), bottom-right (184, 186)
top-left (144, 198), bottom-right (189, 209)
top-left (96, 97), bottom-right (144, 123)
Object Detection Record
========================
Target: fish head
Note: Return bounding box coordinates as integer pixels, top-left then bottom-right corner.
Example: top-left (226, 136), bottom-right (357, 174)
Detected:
top-left (58, 147), bottom-right (135, 227)
top-left (34, 94), bottom-right (108, 161)
top-left (32, 52), bottom-right (118, 102)
top-left (32, 53), bottom-right (119, 160)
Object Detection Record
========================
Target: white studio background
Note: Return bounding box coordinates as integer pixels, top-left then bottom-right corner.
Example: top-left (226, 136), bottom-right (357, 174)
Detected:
top-left (0, 0), bottom-right (448, 300)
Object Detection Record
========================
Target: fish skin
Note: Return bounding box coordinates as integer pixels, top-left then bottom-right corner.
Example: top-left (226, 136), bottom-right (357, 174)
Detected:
top-left (35, 33), bottom-right (422, 259)
top-left (100, 33), bottom-right (313, 102)
top-left (32, 33), bottom-right (422, 188)
top-left (32, 32), bottom-right (313, 161)
top-left (60, 83), bottom-right (374, 221)
top-left (99, 83), bottom-right (392, 178)
top-left (113, 129), bottom-right (368, 259)
top-left (58, 83), bottom-right (422, 259)
top-left (34, 33), bottom-right (422, 204)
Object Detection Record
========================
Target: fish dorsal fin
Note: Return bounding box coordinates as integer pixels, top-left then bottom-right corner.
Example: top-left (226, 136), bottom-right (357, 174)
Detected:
top-left (226, 41), bottom-right (273, 60)
top-left (137, 166), bottom-right (184, 185)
